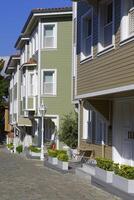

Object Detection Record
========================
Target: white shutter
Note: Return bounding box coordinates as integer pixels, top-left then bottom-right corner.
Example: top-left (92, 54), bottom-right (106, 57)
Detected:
top-left (83, 108), bottom-right (89, 139)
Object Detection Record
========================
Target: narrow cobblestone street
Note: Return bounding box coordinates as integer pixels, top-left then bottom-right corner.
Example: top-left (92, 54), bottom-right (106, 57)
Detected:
top-left (0, 149), bottom-right (121, 200)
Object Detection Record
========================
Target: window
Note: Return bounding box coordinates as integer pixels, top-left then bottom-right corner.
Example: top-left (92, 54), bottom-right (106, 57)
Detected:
top-left (81, 10), bottom-right (93, 61)
top-left (42, 23), bottom-right (57, 48)
top-left (83, 106), bottom-right (108, 144)
top-left (121, 0), bottom-right (134, 41)
top-left (98, 0), bottom-right (114, 51)
top-left (28, 73), bottom-right (34, 96)
top-left (73, 18), bottom-right (77, 45)
top-left (42, 70), bottom-right (56, 95)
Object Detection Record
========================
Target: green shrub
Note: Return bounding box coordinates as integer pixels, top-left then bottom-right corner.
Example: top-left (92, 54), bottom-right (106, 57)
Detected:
top-left (96, 157), bottom-right (114, 171)
top-left (16, 145), bottom-right (23, 154)
top-left (56, 150), bottom-right (67, 155)
top-left (48, 149), bottom-right (57, 157)
top-left (114, 164), bottom-right (134, 180)
top-left (57, 153), bottom-right (69, 162)
top-left (28, 145), bottom-right (41, 153)
top-left (59, 112), bottom-right (78, 148)
top-left (7, 143), bottom-right (13, 149)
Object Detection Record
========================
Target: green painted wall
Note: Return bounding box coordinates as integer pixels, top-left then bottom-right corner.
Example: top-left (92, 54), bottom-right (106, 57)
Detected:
top-left (40, 20), bottom-right (74, 120)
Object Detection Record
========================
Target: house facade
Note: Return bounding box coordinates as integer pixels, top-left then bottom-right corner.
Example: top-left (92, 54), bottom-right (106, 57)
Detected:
top-left (6, 55), bottom-right (33, 148)
top-left (6, 7), bottom-right (73, 149)
top-left (73, 0), bottom-right (134, 166)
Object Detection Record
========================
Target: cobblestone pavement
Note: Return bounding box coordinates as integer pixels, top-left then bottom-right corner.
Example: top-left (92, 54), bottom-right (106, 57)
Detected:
top-left (0, 149), bottom-right (121, 200)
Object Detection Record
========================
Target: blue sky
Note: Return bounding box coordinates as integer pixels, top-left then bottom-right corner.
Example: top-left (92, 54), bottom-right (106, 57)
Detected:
top-left (0, 0), bottom-right (72, 56)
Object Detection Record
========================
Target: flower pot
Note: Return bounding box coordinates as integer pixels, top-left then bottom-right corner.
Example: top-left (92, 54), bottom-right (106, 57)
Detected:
top-left (48, 156), bottom-right (58, 165)
top-left (112, 174), bottom-right (134, 193)
top-left (30, 151), bottom-right (41, 157)
top-left (58, 160), bottom-right (68, 170)
top-left (95, 167), bottom-right (113, 183)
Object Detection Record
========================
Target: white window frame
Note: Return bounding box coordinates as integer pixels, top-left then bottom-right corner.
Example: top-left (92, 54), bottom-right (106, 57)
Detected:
top-left (28, 72), bottom-right (34, 97)
top-left (98, 0), bottom-right (115, 53)
top-left (80, 9), bottom-right (93, 62)
top-left (42, 22), bottom-right (57, 49)
top-left (41, 69), bottom-right (57, 96)
top-left (121, 0), bottom-right (134, 43)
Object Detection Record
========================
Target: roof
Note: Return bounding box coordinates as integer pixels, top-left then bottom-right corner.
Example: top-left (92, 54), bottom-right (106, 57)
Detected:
top-left (15, 6), bottom-right (72, 49)
top-left (22, 6), bottom-right (72, 34)
top-left (5, 55), bottom-right (20, 74)
top-left (20, 58), bottom-right (37, 70)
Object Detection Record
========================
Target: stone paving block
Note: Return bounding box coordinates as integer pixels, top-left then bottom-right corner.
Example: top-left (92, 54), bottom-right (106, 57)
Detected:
top-left (0, 148), bottom-right (121, 200)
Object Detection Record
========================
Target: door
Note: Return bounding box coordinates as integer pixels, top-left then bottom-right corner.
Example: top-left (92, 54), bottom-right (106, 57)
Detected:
top-left (113, 99), bottom-right (134, 166)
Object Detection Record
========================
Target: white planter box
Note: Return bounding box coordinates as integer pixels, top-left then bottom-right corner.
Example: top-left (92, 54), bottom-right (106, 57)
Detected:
top-left (82, 164), bottom-right (95, 176)
top-left (30, 151), bottom-right (41, 157)
top-left (95, 167), bottom-right (113, 183)
top-left (58, 160), bottom-right (68, 170)
top-left (48, 156), bottom-right (58, 165)
top-left (113, 174), bottom-right (134, 193)
top-left (10, 149), bottom-right (13, 153)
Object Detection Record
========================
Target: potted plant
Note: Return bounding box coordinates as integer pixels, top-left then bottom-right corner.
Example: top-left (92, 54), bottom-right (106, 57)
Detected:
top-left (48, 149), bottom-right (58, 165)
top-left (113, 164), bottom-right (134, 193)
top-left (16, 145), bottom-right (23, 154)
top-left (7, 143), bottom-right (14, 153)
top-left (28, 145), bottom-right (41, 157)
top-left (95, 157), bottom-right (114, 183)
top-left (57, 153), bottom-right (69, 170)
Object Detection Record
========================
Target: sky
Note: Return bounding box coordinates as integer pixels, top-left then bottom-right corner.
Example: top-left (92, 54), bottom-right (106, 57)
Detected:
top-left (0, 0), bottom-right (72, 56)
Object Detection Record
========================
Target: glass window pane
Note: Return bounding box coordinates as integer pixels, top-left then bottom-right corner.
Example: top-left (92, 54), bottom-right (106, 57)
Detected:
top-left (44, 25), bottom-right (54, 37)
top-left (44, 71), bottom-right (53, 82)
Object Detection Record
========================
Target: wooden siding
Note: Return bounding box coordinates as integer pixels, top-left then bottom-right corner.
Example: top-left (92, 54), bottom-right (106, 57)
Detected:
top-left (77, 0), bottom-right (134, 96)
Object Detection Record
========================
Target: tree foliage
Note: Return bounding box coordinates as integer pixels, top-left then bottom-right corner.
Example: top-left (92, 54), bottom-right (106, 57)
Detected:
top-left (0, 59), bottom-right (9, 107)
top-left (59, 112), bottom-right (78, 148)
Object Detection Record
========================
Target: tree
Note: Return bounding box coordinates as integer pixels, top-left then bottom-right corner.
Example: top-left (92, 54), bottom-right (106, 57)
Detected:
top-left (59, 112), bottom-right (78, 149)
top-left (0, 59), bottom-right (9, 107)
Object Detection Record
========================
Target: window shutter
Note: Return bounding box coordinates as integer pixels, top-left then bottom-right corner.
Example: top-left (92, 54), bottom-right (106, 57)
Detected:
top-left (83, 108), bottom-right (89, 140)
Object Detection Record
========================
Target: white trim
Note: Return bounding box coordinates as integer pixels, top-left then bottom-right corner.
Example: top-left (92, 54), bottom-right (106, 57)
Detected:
top-left (41, 69), bottom-right (57, 96)
top-left (41, 22), bottom-right (57, 49)
top-left (76, 84), bottom-right (134, 99)
top-left (80, 8), bottom-right (93, 62)
top-left (33, 12), bottom-right (72, 17)
top-left (72, 2), bottom-right (78, 102)
top-left (78, 101), bottom-right (81, 148)
top-left (38, 20), bottom-right (41, 115)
